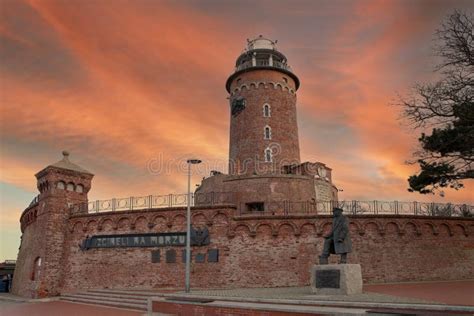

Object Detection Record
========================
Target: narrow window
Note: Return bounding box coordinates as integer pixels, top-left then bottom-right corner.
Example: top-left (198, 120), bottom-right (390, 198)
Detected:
top-left (265, 148), bottom-right (272, 162)
top-left (264, 126), bottom-right (271, 139)
top-left (246, 202), bottom-right (264, 212)
top-left (263, 104), bottom-right (271, 117)
top-left (76, 184), bottom-right (84, 193)
top-left (66, 183), bottom-right (74, 191)
top-left (31, 257), bottom-right (41, 280)
top-left (57, 181), bottom-right (65, 190)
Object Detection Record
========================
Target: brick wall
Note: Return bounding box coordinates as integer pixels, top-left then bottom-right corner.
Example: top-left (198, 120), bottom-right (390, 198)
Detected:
top-left (228, 70), bottom-right (300, 175)
top-left (197, 174), bottom-right (316, 211)
top-left (56, 207), bottom-right (473, 295)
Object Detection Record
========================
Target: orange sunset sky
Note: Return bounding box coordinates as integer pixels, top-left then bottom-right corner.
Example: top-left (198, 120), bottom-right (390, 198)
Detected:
top-left (1, 0), bottom-right (473, 261)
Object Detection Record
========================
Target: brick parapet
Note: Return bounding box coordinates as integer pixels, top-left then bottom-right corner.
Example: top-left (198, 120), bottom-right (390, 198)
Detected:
top-left (15, 201), bottom-right (474, 298)
top-left (67, 206), bottom-right (236, 233)
top-left (55, 207), bottom-right (474, 294)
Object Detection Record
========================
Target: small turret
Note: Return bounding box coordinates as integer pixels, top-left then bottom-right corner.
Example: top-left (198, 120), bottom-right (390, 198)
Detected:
top-left (13, 151), bottom-right (93, 298)
top-left (35, 151), bottom-right (93, 205)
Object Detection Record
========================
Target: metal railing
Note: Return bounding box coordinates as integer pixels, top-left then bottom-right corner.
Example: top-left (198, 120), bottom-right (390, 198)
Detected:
top-left (70, 192), bottom-right (236, 214)
top-left (238, 200), bottom-right (474, 217)
top-left (29, 195), bottom-right (39, 207)
top-left (69, 193), bottom-right (473, 218)
top-left (235, 60), bottom-right (293, 73)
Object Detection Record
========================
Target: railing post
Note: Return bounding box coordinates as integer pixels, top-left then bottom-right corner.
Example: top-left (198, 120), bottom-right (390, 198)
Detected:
top-left (112, 198), bottom-right (116, 212)
top-left (149, 195), bottom-right (153, 209)
top-left (96, 200), bottom-right (100, 213)
top-left (130, 196), bottom-right (134, 211)
top-left (394, 201), bottom-right (398, 215)
top-left (169, 194), bottom-right (173, 207)
top-left (414, 201), bottom-right (417, 215)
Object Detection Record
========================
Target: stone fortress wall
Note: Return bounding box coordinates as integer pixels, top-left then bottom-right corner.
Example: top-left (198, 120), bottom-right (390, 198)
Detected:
top-left (14, 200), bottom-right (474, 298)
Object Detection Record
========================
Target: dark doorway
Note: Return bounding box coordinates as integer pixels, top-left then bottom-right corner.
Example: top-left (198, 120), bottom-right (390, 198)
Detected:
top-left (246, 202), bottom-right (264, 212)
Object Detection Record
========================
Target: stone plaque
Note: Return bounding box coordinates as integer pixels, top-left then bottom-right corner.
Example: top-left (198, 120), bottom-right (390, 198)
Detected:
top-left (315, 270), bottom-right (340, 288)
top-left (166, 249), bottom-right (176, 263)
top-left (151, 250), bottom-right (160, 263)
top-left (195, 253), bottom-right (205, 263)
top-left (208, 249), bottom-right (219, 263)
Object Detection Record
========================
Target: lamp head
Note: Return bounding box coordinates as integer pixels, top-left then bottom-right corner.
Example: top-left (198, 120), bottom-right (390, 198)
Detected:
top-left (187, 159), bottom-right (202, 164)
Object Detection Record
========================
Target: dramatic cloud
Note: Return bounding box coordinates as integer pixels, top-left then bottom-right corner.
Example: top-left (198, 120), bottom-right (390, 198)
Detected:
top-left (1, 0), bottom-right (473, 260)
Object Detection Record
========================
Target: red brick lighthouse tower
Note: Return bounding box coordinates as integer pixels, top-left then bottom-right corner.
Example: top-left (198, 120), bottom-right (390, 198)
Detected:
top-left (197, 36), bottom-right (338, 211)
top-left (226, 35), bottom-right (301, 175)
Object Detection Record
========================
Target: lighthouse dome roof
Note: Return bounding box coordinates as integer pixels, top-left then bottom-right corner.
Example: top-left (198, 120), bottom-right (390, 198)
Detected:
top-left (245, 35), bottom-right (277, 51)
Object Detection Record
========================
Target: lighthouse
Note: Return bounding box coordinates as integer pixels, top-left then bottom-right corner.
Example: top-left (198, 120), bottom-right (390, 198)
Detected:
top-left (226, 36), bottom-right (301, 175)
top-left (197, 36), bottom-right (338, 212)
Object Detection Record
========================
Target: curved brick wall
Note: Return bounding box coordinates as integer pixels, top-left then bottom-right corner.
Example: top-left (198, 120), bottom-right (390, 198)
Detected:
top-left (53, 207), bottom-right (474, 294)
top-left (196, 174), bottom-right (316, 209)
top-left (228, 70), bottom-right (300, 175)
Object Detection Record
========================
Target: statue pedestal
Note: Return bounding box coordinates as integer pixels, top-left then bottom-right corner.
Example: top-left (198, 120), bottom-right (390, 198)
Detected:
top-left (310, 264), bottom-right (362, 295)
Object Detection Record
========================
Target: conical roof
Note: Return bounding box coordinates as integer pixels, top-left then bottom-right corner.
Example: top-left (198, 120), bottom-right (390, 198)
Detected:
top-left (48, 151), bottom-right (93, 175)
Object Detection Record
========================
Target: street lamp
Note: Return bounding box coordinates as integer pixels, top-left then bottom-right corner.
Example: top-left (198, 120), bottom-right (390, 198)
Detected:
top-left (185, 158), bottom-right (201, 293)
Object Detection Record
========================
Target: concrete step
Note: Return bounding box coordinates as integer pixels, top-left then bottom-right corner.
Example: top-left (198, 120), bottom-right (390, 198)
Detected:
top-left (61, 296), bottom-right (147, 311)
top-left (62, 293), bottom-right (147, 304)
top-left (60, 290), bottom-right (150, 311)
top-left (87, 288), bottom-right (160, 296)
top-left (69, 290), bottom-right (154, 300)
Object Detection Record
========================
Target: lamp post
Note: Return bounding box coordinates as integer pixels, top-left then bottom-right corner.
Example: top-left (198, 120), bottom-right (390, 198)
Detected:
top-left (185, 158), bottom-right (201, 293)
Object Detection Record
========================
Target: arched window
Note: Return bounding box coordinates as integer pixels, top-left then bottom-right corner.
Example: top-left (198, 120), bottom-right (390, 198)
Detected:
top-left (76, 184), bottom-right (84, 193)
top-left (265, 148), bottom-right (272, 162)
top-left (57, 181), bottom-right (65, 190)
top-left (31, 257), bottom-right (41, 281)
top-left (263, 104), bottom-right (271, 117)
top-left (66, 183), bottom-right (74, 191)
top-left (264, 126), bottom-right (271, 140)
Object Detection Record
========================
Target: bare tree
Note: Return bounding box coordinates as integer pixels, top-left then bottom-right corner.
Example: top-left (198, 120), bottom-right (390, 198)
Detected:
top-left (397, 10), bottom-right (473, 194)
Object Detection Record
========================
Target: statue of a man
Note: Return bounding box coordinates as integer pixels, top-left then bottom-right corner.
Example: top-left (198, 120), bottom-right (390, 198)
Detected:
top-left (319, 207), bottom-right (352, 264)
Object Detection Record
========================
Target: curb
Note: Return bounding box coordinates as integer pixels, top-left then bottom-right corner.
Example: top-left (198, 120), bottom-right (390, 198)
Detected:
top-left (152, 293), bottom-right (474, 313)
top-left (0, 295), bottom-right (60, 303)
top-left (0, 295), bottom-right (27, 303)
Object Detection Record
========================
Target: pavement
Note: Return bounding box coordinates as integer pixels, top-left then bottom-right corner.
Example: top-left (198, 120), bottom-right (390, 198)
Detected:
top-left (175, 279), bottom-right (474, 307)
top-left (179, 286), bottom-right (438, 304)
top-left (364, 280), bottom-right (474, 306)
top-left (0, 280), bottom-right (472, 315)
top-left (0, 298), bottom-right (143, 316)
